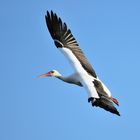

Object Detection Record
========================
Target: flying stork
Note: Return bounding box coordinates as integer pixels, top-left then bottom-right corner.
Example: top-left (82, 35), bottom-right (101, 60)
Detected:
top-left (39, 11), bottom-right (120, 116)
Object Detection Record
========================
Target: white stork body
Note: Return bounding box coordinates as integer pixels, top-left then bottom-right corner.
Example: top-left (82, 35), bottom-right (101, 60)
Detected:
top-left (59, 47), bottom-right (99, 98)
top-left (39, 11), bottom-right (120, 116)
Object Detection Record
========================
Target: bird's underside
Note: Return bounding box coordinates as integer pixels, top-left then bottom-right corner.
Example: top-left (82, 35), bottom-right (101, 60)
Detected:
top-left (45, 11), bottom-right (120, 116)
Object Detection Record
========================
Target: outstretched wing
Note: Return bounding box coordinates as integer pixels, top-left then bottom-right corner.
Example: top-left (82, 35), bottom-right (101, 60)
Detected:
top-left (45, 11), bottom-right (97, 78)
top-left (92, 78), bottom-right (120, 116)
top-left (93, 96), bottom-right (120, 116)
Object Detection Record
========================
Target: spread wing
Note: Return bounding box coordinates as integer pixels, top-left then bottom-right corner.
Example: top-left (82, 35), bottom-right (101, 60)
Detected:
top-left (45, 11), bottom-right (97, 78)
top-left (93, 96), bottom-right (120, 116)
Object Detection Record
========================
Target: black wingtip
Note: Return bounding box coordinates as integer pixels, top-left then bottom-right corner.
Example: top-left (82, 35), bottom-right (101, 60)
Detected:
top-left (110, 108), bottom-right (120, 116)
top-left (46, 10), bottom-right (54, 18)
top-left (116, 112), bottom-right (121, 116)
top-left (47, 10), bottom-right (49, 15)
top-left (90, 97), bottom-right (120, 116)
top-left (51, 10), bottom-right (54, 18)
top-left (51, 10), bottom-right (53, 14)
top-left (45, 11), bottom-right (50, 20)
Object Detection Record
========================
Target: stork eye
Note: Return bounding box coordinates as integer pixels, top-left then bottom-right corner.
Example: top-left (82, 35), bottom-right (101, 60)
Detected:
top-left (50, 71), bottom-right (54, 73)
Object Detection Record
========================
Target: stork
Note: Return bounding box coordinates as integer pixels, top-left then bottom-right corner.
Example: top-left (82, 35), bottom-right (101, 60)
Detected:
top-left (39, 11), bottom-right (120, 116)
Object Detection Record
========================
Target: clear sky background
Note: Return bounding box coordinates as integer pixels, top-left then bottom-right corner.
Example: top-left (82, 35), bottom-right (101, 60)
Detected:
top-left (0, 0), bottom-right (140, 140)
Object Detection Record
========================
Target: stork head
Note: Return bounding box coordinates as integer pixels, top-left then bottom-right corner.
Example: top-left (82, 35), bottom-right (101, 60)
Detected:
top-left (38, 70), bottom-right (61, 78)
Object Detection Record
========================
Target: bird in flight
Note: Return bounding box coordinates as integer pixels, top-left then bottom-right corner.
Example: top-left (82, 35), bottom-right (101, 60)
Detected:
top-left (39, 11), bottom-right (120, 116)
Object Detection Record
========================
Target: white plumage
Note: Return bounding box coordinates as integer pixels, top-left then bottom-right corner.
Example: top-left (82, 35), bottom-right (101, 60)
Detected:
top-left (59, 47), bottom-right (99, 98)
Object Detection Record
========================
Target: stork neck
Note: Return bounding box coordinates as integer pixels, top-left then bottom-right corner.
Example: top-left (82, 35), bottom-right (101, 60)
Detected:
top-left (56, 75), bottom-right (68, 82)
top-left (56, 75), bottom-right (82, 86)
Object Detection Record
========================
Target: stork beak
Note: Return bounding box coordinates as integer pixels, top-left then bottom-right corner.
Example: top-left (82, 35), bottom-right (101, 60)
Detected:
top-left (38, 72), bottom-right (52, 78)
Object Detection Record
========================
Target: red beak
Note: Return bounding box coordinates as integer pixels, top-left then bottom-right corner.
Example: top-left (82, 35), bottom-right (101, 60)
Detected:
top-left (38, 72), bottom-right (52, 78)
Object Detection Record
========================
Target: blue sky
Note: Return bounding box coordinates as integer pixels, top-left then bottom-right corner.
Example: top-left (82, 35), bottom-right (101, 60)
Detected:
top-left (0, 0), bottom-right (140, 140)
